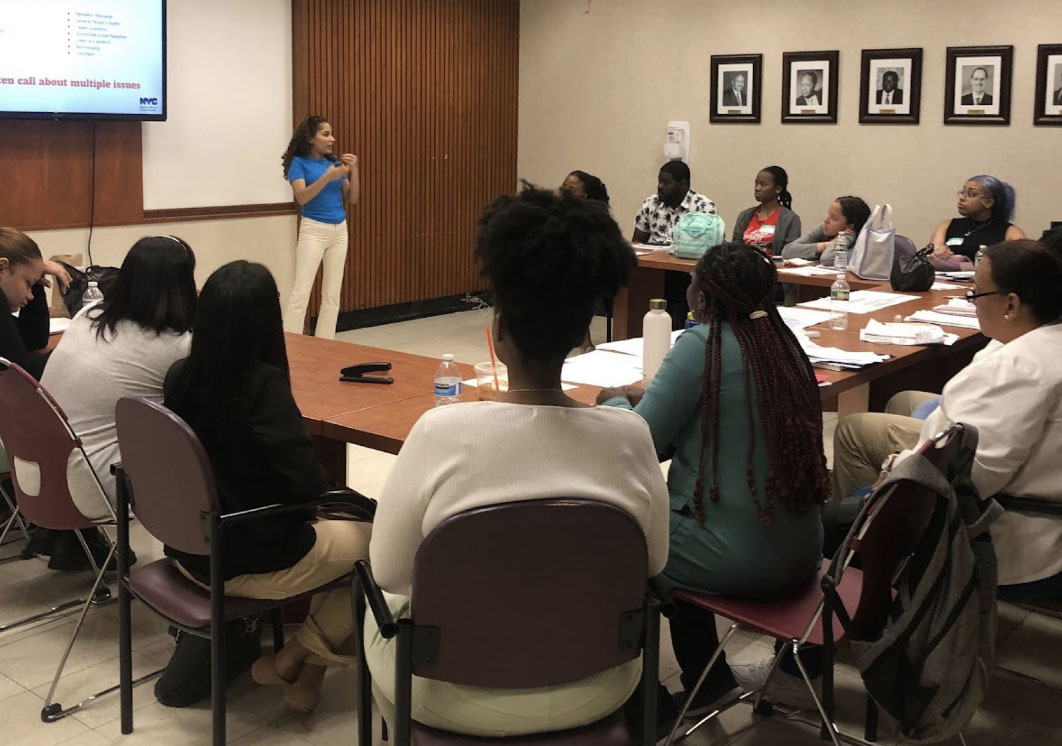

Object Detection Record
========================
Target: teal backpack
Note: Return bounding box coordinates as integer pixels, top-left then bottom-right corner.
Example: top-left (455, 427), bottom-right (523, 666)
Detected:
top-left (670, 212), bottom-right (725, 259)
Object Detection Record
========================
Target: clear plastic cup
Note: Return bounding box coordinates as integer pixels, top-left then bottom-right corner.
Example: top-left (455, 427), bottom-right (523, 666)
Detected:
top-left (474, 362), bottom-right (508, 400)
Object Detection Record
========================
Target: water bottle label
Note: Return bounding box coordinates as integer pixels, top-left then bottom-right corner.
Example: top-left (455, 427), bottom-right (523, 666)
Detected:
top-left (434, 380), bottom-right (462, 397)
top-left (831, 289), bottom-right (850, 301)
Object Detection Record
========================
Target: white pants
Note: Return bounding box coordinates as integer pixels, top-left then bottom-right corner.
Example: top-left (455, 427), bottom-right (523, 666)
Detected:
top-left (284, 217), bottom-right (348, 340)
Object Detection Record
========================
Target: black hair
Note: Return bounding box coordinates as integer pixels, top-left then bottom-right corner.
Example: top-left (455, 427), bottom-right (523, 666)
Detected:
top-left (968, 175), bottom-right (1016, 223)
top-left (164, 261), bottom-right (289, 437)
top-left (568, 170), bottom-right (610, 204)
top-left (690, 242), bottom-right (827, 523)
top-left (659, 160), bottom-right (691, 184)
top-left (835, 196), bottom-right (872, 236)
top-left (760, 166), bottom-right (793, 210)
top-left (882, 70), bottom-right (899, 84)
top-left (91, 236), bottom-right (197, 341)
top-left (281, 115), bottom-right (337, 178)
top-left (475, 183), bottom-right (635, 363)
top-left (985, 239), bottom-right (1062, 324)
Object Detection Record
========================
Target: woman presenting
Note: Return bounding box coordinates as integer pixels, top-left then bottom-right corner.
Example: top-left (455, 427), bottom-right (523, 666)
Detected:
top-left (281, 115), bottom-right (360, 339)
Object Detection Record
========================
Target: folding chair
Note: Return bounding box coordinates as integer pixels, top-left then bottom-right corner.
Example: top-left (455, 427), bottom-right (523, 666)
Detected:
top-left (665, 424), bottom-right (972, 746)
top-left (0, 357), bottom-right (155, 722)
top-left (353, 498), bottom-right (664, 746)
top-left (114, 395), bottom-right (373, 746)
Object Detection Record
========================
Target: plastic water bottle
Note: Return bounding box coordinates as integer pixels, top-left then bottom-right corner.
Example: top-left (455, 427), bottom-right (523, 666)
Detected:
top-left (433, 354), bottom-right (462, 406)
top-left (974, 245), bottom-right (986, 267)
top-left (832, 234), bottom-right (850, 273)
top-left (830, 274), bottom-right (851, 331)
top-left (82, 281), bottom-right (104, 304)
top-left (642, 299), bottom-right (671, 385)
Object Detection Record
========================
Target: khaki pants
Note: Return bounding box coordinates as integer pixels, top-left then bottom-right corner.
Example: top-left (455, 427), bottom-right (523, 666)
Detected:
top-left (831, 391), bottom-right (938, 499)
top-left (283, 217), bottom-right (348, 340)
top-left (178, 520), bottom-right (371, 667)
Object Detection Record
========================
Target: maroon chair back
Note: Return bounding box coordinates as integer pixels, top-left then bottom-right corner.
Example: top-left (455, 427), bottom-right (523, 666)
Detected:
top-left (410, 498), bottom-right (648, 689)
top-left (0, 359), bottom-right (107, 529)
top-left (114, 397), bottom-right (218, 555)
top-left (845, 425), bottom-right (971, 638)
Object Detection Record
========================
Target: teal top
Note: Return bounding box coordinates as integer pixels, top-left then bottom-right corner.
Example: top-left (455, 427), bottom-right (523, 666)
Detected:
top-left (605, 323), bottom-right (822, 598)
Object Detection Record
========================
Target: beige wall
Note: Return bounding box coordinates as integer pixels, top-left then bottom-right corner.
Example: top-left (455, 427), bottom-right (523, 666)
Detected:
top-left (518, 0), bottom-right (1062, 245)
top-left (26, 216), bottom-right (298, 298)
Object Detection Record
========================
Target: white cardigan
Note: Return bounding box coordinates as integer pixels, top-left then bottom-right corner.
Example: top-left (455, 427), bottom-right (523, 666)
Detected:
top-left (921, 322), bottom-right (1062, 585)
top-left (369, 401), bottom-right (670, 595)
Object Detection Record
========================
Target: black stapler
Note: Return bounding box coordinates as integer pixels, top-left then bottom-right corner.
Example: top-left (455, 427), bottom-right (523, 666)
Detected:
top-left (340, 362), bottom-right (393, 384)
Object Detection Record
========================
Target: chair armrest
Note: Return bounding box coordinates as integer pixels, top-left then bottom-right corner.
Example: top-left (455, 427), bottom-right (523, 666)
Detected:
top-left (995, 494), bottom-right (1062, 516)
top-left (354, 559), bottom-right (398, 639)
top-left (218, 488), bottom-right (376, 526)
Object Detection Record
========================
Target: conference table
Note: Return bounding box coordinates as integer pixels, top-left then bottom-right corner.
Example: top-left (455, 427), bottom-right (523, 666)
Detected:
top-left (288, 273), bottom-right (986, 481)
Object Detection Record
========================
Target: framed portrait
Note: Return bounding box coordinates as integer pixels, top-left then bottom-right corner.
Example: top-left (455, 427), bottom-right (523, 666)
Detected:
top-left (1033, 44), bottom-right (1062, 126)
top-left (781, 50), bottom-right (839, 124)
top-left (709, 54), bottom-right (762, 123)
top-left (944, 45), bottom-right (1013, 125)
top-left (859, 48), bottom-right (922, 124)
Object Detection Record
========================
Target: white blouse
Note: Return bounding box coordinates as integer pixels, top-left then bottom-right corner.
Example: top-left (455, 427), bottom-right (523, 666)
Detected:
top-left (369, 401), bottom-right (670, 595)
top-left (921, 322), bottom-right (1062, 585)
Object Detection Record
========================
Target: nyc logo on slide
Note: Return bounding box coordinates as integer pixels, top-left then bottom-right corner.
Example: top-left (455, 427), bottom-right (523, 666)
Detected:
top-left (139, 96), bottom-right (159, 111)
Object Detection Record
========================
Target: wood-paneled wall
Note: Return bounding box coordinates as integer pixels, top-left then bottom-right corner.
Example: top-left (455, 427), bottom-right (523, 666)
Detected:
top-left (291, 0), bottom-right (519, 317)
top-left (1, 120), bottom-right (143, 230)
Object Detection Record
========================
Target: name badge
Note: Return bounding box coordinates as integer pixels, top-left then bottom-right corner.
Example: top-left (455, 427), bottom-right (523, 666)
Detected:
top-left (945, 237), bottom-right (965, 247)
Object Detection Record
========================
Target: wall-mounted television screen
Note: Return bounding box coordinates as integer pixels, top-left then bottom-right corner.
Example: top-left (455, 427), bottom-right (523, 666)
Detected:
top-left (0, 0), bottom-right (166, 121)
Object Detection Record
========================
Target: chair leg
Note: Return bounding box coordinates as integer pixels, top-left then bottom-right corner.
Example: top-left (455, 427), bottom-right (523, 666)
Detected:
top-left (354, 590), bottom-right (372, 746)
top-left (791, 641), bottom-right (842, 746)
top-left (749, 642), bottom-right (788, 715)
top-left (0, 509), bottom-right (30, 564)
top-left (271, 607), bottom-right (285, 652)
top-left (40, 543), bottom-right (133, 722)
top-left (664, 622), bottom-right (740, 745)
top-left (864, 692), bottom-right (878, 742)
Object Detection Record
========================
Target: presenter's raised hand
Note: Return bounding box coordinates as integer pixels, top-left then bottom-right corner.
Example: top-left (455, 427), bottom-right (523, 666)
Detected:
top-left (325, 163), bottom-right (349, 182)
top-left (340, 153), bottom-right (359, 169)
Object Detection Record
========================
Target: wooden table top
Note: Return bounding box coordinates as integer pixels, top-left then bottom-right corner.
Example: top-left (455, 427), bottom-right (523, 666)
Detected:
top-left (285, 332), bottom-right (474, 435)
top-left (288, 281), bottom-right (983, 455)
top-left (634, 251), bottom-right (885, 291)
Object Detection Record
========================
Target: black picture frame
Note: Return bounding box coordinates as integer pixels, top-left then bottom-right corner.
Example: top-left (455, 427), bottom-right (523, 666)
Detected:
top-left (859, 48), bottom-right (922, 124)
top-left (1034, 44), bottom-right (1062, 126)
top-left (781, 50), bottom-right (839, 124)
top-left (944, 45), bottom-right (1013, 126)
top-left (709, 54), bottom-right (762, 124)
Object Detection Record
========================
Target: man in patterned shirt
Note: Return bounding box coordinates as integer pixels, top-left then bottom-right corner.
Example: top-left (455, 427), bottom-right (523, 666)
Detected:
top-left (632, 160), bottom-right (717, 327)
top-left (632, 160), bottom-right (716, 246)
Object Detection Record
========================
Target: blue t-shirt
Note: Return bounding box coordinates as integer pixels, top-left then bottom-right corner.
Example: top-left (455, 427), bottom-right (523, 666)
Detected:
top-left (288, 155), bottom-right (347, 224)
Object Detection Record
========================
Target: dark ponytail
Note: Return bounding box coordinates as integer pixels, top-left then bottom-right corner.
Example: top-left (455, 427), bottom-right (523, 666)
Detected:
top-left (762, 166), bottom-right (792, 210)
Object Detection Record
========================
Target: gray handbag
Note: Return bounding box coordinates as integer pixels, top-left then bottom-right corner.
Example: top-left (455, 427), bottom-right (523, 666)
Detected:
top-left (849, 204), bottom-right (896, 281)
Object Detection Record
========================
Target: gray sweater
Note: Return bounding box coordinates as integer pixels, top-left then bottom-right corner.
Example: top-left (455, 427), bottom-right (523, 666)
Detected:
top-left (731, 206), bottom-right (802, 255)
top-left (782, 225), bottom-right (845, 265)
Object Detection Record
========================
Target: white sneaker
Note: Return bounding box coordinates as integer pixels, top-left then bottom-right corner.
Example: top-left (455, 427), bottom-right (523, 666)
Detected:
top-left (730, 657), bottom-right (822, 712)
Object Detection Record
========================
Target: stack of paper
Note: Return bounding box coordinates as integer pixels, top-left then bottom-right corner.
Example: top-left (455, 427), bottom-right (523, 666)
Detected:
top-left (930, 281), bottom-right (962, 291)
top-left (932, 298), bottom-right (977, 317)
top-left (859, 319), bottom-right (958, 346)
top-left (49, 317), bottom-right (71, 335)
top-left (799, 290), bottom-right (919, 315)
top-left (596, 329), bottom-right (685, 356)
top-left (798, 336), bottom-right (889, 369)
top-left (905, 310), bottom-right (981, 330)
top-left (631, 242), bottom-right (670, 253)
top-left (782, 258), bottom-right (815, 267)
top-left (937, 270), bottom-right (975, 280)
top-left (560, 350), bottom-right (644, 387)
top-left (778, 306), bottom-right (833, 331)
top-left (779, 265), bottom-right (841, 277)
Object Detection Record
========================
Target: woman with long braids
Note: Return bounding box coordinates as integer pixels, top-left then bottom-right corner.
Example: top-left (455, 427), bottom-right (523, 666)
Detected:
top-left (599, 242), bottom-right (828, 720)
top-left (730, 166), bottom-right (802, 257)
top-left (281, 115), bottom-right (360, 339)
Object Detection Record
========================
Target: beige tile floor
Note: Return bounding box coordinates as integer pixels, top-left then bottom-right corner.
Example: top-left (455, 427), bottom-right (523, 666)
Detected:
top-left (2, 308), bottom-right (1060, 745)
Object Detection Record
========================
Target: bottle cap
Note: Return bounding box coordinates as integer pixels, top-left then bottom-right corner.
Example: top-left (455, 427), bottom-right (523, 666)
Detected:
top-left (88, 281), bottom-right (98, 286)
top-left (442, 354), bottom-right (454, 362)
top-left (649, 299), bottom-right (666, 310)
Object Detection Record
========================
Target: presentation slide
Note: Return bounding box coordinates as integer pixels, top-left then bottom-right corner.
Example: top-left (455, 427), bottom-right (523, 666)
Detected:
top-left (0, 0), bottom-right (164, 119)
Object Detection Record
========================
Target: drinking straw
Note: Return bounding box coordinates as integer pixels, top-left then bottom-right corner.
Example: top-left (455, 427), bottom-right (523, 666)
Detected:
top-left (484, 325), bottom-right (501, 390)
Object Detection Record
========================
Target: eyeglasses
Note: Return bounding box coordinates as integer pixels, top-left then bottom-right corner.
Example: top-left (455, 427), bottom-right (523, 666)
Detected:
top-left (965, 289), bottom-right (1005, 302)
top-left (956, 190), bottom-right (983, 199)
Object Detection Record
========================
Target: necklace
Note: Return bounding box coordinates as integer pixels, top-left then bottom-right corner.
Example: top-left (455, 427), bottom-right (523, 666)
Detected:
top-left (964, 217), bottom-right (992, 237)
